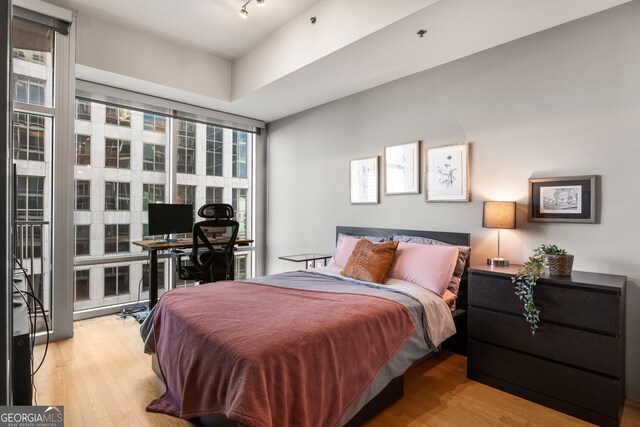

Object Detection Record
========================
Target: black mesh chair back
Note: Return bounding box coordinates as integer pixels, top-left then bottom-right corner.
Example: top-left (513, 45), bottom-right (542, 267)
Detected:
top-left (189, 219), bottom-right (239, 282)
top-left (176, 216), bottom-right (240, 283)
top-left (198, 203), bottom-right (234, 221)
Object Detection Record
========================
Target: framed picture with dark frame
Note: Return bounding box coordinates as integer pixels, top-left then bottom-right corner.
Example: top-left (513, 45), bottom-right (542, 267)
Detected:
top-left (350, 156), bottom-right (379, 204)
top-left (528, 175), bottom-right (598, 223)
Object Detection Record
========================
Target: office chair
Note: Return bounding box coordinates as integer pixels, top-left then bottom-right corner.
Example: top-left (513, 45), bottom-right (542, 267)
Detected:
top-left (175, 204), bottom-right (240, 283)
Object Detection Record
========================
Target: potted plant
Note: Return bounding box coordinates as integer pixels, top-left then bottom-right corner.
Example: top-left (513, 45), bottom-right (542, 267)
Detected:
top-left (512, 244), bottom-right (572, 334)
top-left (543, 244), bottom-right (574, 276)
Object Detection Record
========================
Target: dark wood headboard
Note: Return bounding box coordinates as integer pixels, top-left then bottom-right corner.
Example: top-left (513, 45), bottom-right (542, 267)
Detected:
top-left (336, 226), bottom-right (471, 312)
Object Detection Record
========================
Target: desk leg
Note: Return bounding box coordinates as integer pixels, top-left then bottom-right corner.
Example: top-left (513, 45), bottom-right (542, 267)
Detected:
top-left (149, 249), bottom-right (158, 310)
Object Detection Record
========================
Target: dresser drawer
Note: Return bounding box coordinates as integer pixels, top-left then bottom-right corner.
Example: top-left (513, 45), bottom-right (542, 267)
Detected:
top-left (469, 272), bottom-right (621, 334)
top-left (468, 307), bottom-right (621, 377)
top-left (468, 340), bottom-right (622, 419)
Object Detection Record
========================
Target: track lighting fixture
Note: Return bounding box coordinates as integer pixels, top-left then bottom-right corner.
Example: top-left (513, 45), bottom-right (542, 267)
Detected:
top-left (240, 0), bottom-right (265, 18)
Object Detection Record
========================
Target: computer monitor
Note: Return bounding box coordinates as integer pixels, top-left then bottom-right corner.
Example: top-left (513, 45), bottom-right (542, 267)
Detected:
top-left (148, 203), bottom-right (194, 237)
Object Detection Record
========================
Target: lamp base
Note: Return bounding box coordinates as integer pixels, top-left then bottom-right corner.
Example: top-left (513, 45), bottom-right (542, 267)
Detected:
top-left (487, 257), bottom-right (510, 267)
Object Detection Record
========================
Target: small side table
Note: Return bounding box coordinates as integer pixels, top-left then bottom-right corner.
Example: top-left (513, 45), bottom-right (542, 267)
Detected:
top-left (278, 253), bottom-right (332, 269)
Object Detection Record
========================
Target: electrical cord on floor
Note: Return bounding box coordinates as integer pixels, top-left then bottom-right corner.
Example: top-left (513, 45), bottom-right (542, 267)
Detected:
top-left (116, 252), bottom-right (152, 320)
top-left (13, 256), bottom-right (51, 405)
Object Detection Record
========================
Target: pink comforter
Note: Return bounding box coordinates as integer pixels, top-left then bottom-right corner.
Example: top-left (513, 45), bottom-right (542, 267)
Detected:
top-left (147, 281), bottom-right (416, 427)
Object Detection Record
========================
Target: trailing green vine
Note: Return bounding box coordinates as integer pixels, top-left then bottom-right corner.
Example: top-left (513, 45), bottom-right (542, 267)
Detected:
top-left (512, 244), bottom-right (566, 335)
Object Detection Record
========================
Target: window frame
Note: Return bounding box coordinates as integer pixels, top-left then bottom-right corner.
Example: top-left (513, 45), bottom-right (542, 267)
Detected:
top-left (104, 138), bottom-right (131, 169)
top-left (104, 181), bottom-right (130, 211)
top-left (74, 179), bottom-right (90, 211)
top-left (104, 224), bottom-right (130, 254)
top-left (103, 265), bottom-right (130, 297)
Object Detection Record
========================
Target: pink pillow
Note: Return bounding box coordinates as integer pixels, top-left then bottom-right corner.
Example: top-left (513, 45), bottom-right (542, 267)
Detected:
top-left (327, 236), bottom-right (360, 268)
top-left (388, 242), bottom-right (459, 296)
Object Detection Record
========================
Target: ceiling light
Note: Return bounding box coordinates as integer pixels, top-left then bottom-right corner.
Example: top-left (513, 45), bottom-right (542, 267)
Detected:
top-left (240, 0), bottom-right (264, 18)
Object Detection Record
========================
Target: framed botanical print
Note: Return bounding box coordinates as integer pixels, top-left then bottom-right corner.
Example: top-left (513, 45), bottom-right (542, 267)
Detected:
top-left (384, 141), bottom-right (420, 195)
top-left (425, 142), bottom-right (470, 202)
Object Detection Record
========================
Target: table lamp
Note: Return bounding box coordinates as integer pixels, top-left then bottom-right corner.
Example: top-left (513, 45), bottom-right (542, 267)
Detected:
top-left (483, 201), bottom-right (516, 266)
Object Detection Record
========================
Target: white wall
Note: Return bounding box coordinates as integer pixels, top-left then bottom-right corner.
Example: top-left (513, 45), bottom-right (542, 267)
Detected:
top-left (75, 12), bottom-right (231, 101)
top-left (266, 2), bottom-right (640, 399)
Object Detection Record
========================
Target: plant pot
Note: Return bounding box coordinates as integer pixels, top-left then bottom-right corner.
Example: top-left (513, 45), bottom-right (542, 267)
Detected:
top-left (547, 254), bottom-right (574, 276)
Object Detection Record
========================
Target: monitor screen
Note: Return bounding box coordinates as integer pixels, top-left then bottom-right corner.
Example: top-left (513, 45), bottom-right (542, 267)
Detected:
top-left (148, 203), bottom-right (194, 236)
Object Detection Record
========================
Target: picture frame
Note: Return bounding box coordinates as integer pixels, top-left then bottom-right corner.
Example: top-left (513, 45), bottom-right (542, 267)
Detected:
top-left (384, 141), bottom-right (420, 195)
top-left (350, 156), bottom-right (379, 204)
top-left (528, 175), bottom-right (598, 223)
top-left (425, 142), bottom-right (470, 202)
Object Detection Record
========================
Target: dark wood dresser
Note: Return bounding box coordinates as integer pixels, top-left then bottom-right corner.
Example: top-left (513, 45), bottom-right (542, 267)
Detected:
top-left (467, 264), bottom-right (626, 427)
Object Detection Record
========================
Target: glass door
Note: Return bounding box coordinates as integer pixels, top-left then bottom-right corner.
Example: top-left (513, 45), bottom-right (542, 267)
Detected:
top-left (11, 5), bottom-right (74, 341)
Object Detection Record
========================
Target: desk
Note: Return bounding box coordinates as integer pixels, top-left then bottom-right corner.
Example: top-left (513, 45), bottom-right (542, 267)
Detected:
top-left (278, 253), bottom-right (332, 269)
top-left (133, 238), bottom-right (253, 309)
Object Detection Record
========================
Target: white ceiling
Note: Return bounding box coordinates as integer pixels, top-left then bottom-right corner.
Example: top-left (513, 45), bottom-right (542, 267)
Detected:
top-left (57, 0), bottom-right (632, 122)
top-left (50, 0), bottom-right (324, 59)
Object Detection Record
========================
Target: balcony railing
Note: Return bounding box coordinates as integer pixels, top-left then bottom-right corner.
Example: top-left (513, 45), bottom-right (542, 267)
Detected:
top-left (15, 220), bottom-right (49, 329)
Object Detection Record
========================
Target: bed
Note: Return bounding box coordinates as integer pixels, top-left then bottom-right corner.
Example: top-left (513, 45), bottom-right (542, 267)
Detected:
top-left (141, 226), bottom-right (470, 427)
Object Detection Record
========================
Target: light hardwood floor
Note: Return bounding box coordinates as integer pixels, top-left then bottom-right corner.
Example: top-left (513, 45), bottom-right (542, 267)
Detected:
top-left (33, 316), bottom-right (640, 427)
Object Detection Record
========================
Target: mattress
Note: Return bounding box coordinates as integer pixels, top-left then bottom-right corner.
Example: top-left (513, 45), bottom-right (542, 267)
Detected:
top-left (141, 267), bottom-right (455, 426)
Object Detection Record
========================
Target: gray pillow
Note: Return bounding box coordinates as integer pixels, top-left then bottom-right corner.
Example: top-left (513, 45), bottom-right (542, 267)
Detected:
top-left (337, 233), bottom-right (392, 244)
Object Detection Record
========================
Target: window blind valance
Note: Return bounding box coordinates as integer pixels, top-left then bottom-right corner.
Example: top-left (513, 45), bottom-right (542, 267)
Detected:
top-left (76, 80), bottom-right (265, 135)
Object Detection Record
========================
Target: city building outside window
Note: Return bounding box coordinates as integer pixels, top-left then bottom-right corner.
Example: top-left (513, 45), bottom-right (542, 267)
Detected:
top-left (105, 182), bottom-right (130, 211)
top-left (16, 176), bottom-right (44, 221)
top-left (206, 187), bottom-right (223, 204)
top-left (75, 180), bottom-right (90, 210)
top-left (105, 138), bottom-right (130, 169)
top-left (105, 106), bottom-right (131, 127)
top-left (206, 125), bottom-right (223, 176)
top-left (143, 113), bottom-right (166, 133)
top-left (142, 262), bottom-right (165, 291)
top-left (75, 135), bottom-right (91, 165)
top-left (73, 99), bottom-right (255, 313)
top-left (177, 120), bottom-right (196, 174)
top-left (14, 74), bottom-right (45, 106)
top-left (104, 266), bottom-right (129, 296)
top-left (13, 49), bottom-right (45, 64)
top-left (13, 112), bottom-right (45, 161)
top-left (235, 254), bottom-right (247, 280)
top-left (75, 225), bottom-right (90, 256)
top-left (76, 99), bottom-right (91, 121)
top-left (104, 224), bottom-right (129, 254)
top-left (74, 269), bottom-right (90, 301)
top-left (232, 188), bottom-right (247, 239)
top-left (143, 184), bottom-right (165, 210)
top-left (143, 143), bottom-right (165, 172)
top-left (176, 184), bottom-right (196, 207)
top-left (232, 131), bottom-right (248, 178)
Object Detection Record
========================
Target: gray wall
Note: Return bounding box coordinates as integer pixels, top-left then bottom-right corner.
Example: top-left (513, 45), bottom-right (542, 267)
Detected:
top-left (266, 3), bottom-right (640, 399)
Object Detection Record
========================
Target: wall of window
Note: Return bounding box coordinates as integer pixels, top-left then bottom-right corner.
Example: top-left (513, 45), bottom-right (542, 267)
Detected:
top-left (12, 17), bottom-right (57, 333)
top-left (73, 99), bottom-right (255, 312)
top-left (10, 0), bottom-right (86, 344)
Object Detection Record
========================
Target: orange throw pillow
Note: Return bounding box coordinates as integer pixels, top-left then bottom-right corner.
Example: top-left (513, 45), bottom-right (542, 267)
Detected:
top-left (341, 238), bottom-right (399, 284)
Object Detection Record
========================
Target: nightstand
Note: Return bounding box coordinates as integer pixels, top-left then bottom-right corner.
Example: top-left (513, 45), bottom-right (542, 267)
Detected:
top-left (467, 264), bottom-right (626, 427)
top-left (278, 253), bottom-right (332, 269)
